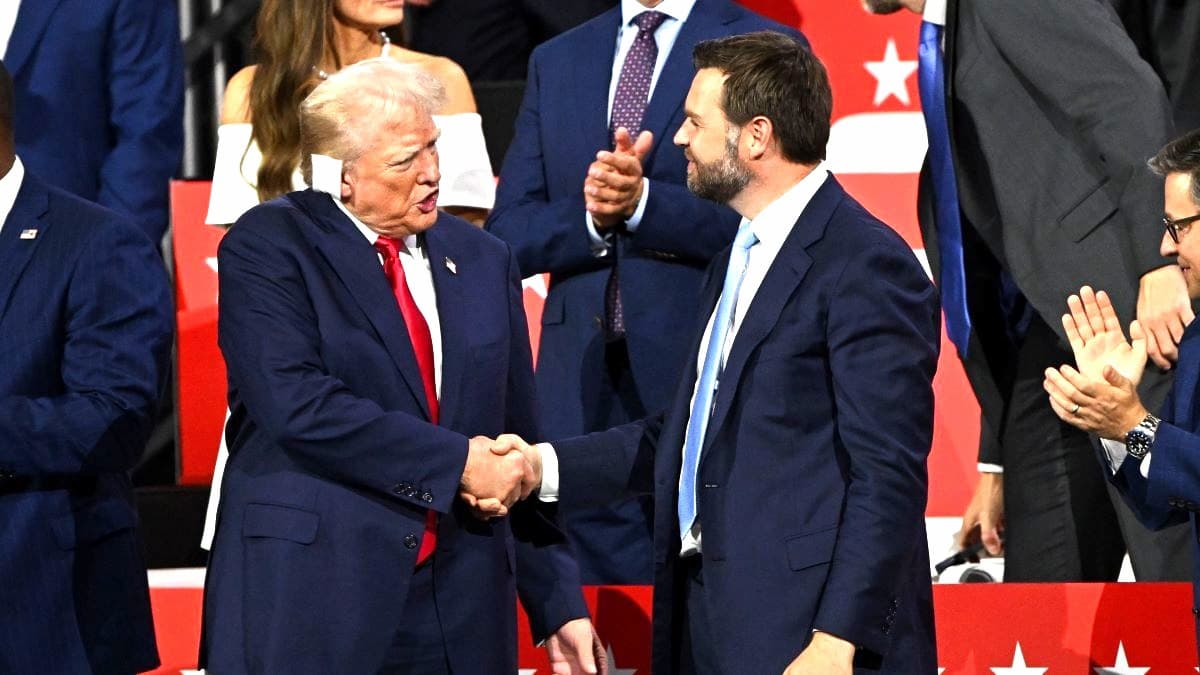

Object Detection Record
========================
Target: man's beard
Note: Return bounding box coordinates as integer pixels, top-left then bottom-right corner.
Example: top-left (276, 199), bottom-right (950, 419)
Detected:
top-left (687, 135), bottom-right (751, 204)
top-left (862, 0), bottom-right (907, 14)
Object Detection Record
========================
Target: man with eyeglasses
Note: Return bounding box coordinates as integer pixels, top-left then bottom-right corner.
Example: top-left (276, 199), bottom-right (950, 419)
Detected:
top-left (1044, 128), bottom-right (1200, 658)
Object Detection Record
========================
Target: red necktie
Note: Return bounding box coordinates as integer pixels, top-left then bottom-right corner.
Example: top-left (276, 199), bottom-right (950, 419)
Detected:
top-left (375, 237), bottom-right (439, 566)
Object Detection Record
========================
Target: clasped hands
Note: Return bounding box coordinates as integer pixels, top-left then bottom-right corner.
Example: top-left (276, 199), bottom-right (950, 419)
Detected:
top-left (458, 434), bottom-right (542, 518)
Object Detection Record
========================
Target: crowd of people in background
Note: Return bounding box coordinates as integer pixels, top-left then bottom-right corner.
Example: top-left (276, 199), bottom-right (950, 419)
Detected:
top-left (2, 0), bottom-right (1200, 672)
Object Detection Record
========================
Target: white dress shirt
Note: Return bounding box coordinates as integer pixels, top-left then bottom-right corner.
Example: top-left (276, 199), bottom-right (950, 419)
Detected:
top-left (0, 157), bottom-right (25, 235)
top-left (923, 0), bottom-right (947, 26)
top-left (585, 0), bottom-right (697, 254)
top-left (543, 165), bottom-right (832, 557)
top-left (0, 1), bottom-right (21, 61)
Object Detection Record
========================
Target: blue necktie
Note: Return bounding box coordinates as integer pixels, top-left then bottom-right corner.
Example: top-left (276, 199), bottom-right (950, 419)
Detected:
top-left (678, 225), bottom-right (759, 540)
top-left (918, 20), bottom-right (971, 357)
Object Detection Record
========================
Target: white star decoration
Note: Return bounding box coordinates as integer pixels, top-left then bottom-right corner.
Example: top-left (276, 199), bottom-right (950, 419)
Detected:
top-left (1093, 642), bottom-right (1149, 674)
top-left (991, 643), bottom-right (1048, 675)
top-left (864, 38), bottom-right (918, 106)
top-left (604, 643), bottom-right (638, 675)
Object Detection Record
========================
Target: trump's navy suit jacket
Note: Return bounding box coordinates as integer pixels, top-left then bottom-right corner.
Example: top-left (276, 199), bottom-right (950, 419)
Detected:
top-left (5, 0), bottom-right (184, 244)
top-left (553, 176), bottom-right (941, 673)
top-left (0, 170), bottom-right (173, 674)
top-left (487, 0), bottom-right (803, 440)
top-left (203, 191), bottom-right (586, 673)
top-left (1109, 325), bottom-right (1200, 656)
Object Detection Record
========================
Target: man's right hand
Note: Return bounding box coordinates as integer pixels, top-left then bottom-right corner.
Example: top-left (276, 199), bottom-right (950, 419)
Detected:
top-left (459, 435), bottom-right (536, 517)
top-left (955, 472), bottom-right (1004, 556)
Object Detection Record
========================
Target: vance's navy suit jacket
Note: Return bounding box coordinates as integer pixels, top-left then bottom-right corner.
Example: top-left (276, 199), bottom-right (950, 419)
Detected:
top-left (0, 170), bottom-right (173, 674)
top-left (487, 0), bottom-right (804, 440)
top-left (203, 191), bottom-right (586, 673)
top-left (554, 176), bottom-right (941, 673)
top-left (1109, 324), bottom-right (1200, 658)
top-left (5, 0), bottom-right (184, 244)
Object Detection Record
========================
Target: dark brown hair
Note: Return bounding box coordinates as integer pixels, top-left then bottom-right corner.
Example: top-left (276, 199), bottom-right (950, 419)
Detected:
top-left (247, 0), bottom-right (339, 202)
top-left (1149, 129), bottom-right (1200, 208)
top-left (692, 31), bottom-right (831, 165)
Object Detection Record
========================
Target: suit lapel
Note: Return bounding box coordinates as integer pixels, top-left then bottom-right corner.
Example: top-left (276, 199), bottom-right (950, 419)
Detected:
top-left (0, 173), bottom-right (51, 323)
top-left (700, 176), bottom-right (843, 458)
top-left (943, 0), bottom-right (960, 140)
top-left (639, 0), bottom-right (735, 166)
top-left (423, 221), bottom-right (467, 431)
top-left (575, 9), bottom-right (623, 156)
top-left (300, 192), bottom-right (433, 421)
top-left (4, 0), bottom-right (64, 75)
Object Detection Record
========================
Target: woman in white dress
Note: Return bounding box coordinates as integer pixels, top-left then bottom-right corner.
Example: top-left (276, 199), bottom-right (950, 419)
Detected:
top-left (202, 0), bottom-right (495, 548)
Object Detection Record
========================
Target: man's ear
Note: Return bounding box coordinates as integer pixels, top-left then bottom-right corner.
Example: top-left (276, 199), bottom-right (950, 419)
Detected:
top-left (743, 116), bottom-right (773, 160)
top-left (340, 164), bottom-right (354, 202)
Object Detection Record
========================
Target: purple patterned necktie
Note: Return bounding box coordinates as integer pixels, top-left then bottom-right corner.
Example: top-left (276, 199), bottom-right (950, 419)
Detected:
top-left (605, 10), bottom-right (668, 340)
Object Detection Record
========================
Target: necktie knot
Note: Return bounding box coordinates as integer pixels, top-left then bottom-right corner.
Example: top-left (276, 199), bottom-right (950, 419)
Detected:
top-left (632, 11), bottom-right (667, 37)
top-left (733, 225), bottom-right (758, 253)
top-left (373, 236), bottom-right (403, 261)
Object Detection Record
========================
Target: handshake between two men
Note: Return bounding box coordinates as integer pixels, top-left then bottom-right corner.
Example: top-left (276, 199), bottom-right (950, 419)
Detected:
top-left (459, 434), bottom-right (543, 518)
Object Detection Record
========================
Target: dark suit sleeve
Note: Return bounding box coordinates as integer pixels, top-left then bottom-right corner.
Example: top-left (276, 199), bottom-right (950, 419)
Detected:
top-left (498, 249), bottom-right (591, 641)
top-left (1109, 407), bottom-right (1196, 532)
top-left (553, 415), bottom-right (663, 507)
top-left (812, 239), bottom-right (940, 658)
top-left (97, 0), bottom-right (184, 244)
top-left (0, 221), bottom-right (172, 474)
top-left (486, 50), bottom-right (606, 278)
top-left (974, 0), bottom-right (1173, 277)
top-left (217, 221), bottom-right (470, 513)
top-left (630, 179), bottom-right (742, 263)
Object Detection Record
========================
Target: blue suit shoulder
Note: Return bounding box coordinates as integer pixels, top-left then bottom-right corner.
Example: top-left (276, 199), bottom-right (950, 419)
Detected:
top-left (39, 177), bottom-right (159, 249)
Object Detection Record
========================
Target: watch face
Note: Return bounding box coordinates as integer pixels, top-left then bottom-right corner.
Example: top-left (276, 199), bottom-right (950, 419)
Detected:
top-left (1127, 429), bottom-right (1152, 459)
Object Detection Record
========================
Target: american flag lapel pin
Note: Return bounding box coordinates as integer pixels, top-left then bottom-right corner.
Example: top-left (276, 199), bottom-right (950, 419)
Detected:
top-left (19, 229), bottom-right (37, 240)
top-left (444, 257), bottom-right (457, 275)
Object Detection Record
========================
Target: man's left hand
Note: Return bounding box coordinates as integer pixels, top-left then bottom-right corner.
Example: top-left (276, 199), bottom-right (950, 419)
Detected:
top-left (585, 127), bottom-right (653, 229)
top-left (546, 618), bottom-right (608, 675)
top-left (1137, 265), bottom-right (1194, 370)
top-left (1043, 363), bottom-right (1149, 440)
top-left (782, 631), bottom-right (854, 675)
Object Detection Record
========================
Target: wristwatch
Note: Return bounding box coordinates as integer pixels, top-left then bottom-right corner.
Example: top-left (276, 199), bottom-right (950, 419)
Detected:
top-left (1125, 413), bottom-right (1160, 460)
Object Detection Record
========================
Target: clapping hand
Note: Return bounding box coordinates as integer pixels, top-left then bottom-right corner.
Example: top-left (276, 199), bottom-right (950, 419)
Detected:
top-left (585, 127), bottom-right (653, 230)
top-left (1062, 286), bottom-right (1148, 385)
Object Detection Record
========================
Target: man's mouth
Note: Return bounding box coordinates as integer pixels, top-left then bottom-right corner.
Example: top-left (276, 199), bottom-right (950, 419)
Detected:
top-left (416, 191), bottom-right (439, 213)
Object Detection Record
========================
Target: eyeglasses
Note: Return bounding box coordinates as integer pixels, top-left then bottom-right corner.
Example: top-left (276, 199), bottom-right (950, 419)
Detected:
top-left (1164, 213), bottom-right (1200, 243)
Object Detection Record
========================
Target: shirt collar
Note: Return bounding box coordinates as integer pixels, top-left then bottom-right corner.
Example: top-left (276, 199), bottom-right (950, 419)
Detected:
top-left (923, 0), bottom-right (947, 26)
top-left (330, 194), bottom-right (420, 253)
top-left (620, 0), bottom-right (695, 26)
top-left (743, 163), bottom-right (829, 248)
top-left (0, 157), bottom-right (25, 236)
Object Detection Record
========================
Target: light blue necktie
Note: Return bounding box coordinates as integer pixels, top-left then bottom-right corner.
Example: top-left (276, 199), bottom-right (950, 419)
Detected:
top-left (918, 20), bottom-right (971, 357)
top-left (678, 224), bottom-right (759, 540)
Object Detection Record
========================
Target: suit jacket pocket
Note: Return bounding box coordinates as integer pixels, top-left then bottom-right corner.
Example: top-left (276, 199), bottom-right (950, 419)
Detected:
top-left (784, 524), bottom-right (839, 571)
top-left (1059, 178), bottom-right (1117, 242)
top-left (52, 498), bottom-right (138, 550)
top-left (242, 503), bottom-right (320, 545)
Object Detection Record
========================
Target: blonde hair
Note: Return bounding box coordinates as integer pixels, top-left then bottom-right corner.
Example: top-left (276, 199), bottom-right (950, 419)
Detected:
top-left (298, 58), bottom-right (446, 184)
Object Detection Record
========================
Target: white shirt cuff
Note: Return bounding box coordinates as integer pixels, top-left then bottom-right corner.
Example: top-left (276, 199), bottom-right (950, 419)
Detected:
top-left (537, 442), bottom-right (560, 502)
top-left (977, 463), bottom-right (1003, 474)
top-left (1099, 438), bottom-right (1152, 478)
top-left (584, 211), bottom-right (612, 257)
top-left (623, 178), bottom-right (650, 232)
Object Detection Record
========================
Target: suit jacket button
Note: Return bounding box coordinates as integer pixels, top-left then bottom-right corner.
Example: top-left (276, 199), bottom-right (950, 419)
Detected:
top-left (404, 534), bottom-right (419, 549)
top-left (422, 492), bottom-right (434, 503)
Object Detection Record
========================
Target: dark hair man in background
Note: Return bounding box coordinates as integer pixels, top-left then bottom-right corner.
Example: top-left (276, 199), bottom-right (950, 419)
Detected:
top-left (1045, 129), bottom-right (1200, 659)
